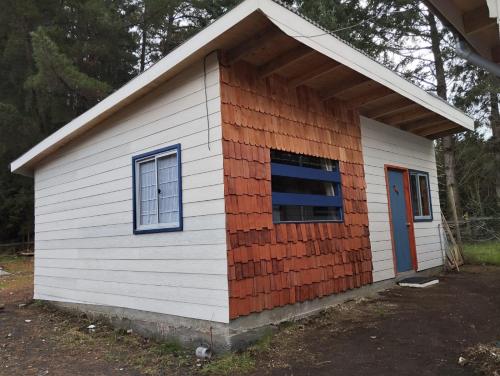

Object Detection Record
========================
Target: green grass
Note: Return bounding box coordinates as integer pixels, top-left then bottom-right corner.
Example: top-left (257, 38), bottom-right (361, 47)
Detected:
top-left (463, 241), bottom-right (500, 266)
top-left (0, 254), bottom-right (22, 265)
top-left (0, 255), bottom-right (33, 291)
top-left (199, 327), bottom-right (279, 375)
top-left (151, 340), bottom-right (184, 356)
top-left (200, 352), bottom-right (255, 375)
top-left (248, 328), bottom-right (275, 352)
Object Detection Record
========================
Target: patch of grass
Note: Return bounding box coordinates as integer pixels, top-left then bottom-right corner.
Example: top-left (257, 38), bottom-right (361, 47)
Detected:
top-left (47, 313), bottom-right (195, 375)
top-left (0, 256), bottom-right (33, 293)
top-left (152, 340), bottom-right (184, 356)
top-left (31, 299), bottom-right (46, 307)
top-left (0, 255), bottom-right (32, 273)
top-left (0, 254), bottom-right (19, 264)
top-left (463, 241), bottom-right (500, 266)
top-left (249, 328), bottom-right (275, 353)
top-left (201, 352), bottom-right (255, 375)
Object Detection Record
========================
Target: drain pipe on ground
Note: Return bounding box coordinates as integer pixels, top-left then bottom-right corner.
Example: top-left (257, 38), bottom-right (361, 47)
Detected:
top-left (455, 40), bottom-right (500, 77)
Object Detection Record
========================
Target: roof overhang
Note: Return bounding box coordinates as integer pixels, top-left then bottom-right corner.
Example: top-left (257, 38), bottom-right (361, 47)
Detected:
top-left (11, 0), bottom-right (474, 176)
top-left (425, 0), bottom-right (500, 62)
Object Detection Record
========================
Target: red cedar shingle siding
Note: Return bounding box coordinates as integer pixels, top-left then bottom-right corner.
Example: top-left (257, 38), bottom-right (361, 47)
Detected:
top-left (221, 57), bottom-right (373, 319)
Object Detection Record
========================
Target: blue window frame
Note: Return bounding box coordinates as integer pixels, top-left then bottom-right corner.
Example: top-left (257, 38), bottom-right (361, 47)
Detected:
top-left (132, 144), bottom-right (183, 234)
top-left (271, 150), bottom-right (343, 223)
top-left (409, 170), bottom-right (433, 222)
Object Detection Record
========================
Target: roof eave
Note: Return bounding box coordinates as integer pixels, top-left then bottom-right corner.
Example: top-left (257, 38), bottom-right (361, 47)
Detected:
top-left (11, 0), bottom-right (474, 175)
top-left (262, 0), bottom-right (474, 131)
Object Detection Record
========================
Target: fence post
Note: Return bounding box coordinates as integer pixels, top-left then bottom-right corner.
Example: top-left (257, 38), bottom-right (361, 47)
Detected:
top-left (448, 185), bottom-right (463, 250)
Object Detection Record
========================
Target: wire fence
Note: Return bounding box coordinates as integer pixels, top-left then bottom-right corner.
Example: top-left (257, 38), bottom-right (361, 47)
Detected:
top-left (0, 240), bottom-right (34, 255)
top-left (450, 217), bottom-right (500, 243)
top-left (445, 217), bottom-right (500, 266)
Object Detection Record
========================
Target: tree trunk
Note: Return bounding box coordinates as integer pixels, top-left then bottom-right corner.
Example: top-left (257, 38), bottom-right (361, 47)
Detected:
top-left (489, 88), bottom-right (500, 208)
top-left (140, 2), bottom-right (148, 73)
top-left (427, 11), bottom-right (462, 245)
top-left (140, 27), bottom-right (147, 72)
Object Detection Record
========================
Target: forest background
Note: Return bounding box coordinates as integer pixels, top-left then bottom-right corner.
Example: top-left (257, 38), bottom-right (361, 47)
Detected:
top-left (0, 0), bottom-right (498, 244)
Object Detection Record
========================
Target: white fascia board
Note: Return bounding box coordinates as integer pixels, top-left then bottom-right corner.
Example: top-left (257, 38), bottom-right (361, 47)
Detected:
top-left (487, 0), bottom-right (500, 33)
top-left (259, 0), bottom-right (474, 131)
top-left (10, 0), bottom-right (262, 175)
top-left (487, 0), bottom-right (499, 18)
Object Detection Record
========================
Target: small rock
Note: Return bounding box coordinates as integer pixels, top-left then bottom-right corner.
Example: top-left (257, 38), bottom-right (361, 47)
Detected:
top-left (370, 336), bottom-right (377, 339)
top-left (458, 356), bottom-right (467, 366)
top-left (18, 303), bottom-right (26, 308)
top-left (0, 304), bottom-right (5, 311)
top-left (6, 333), bottom-right (12, 338)
top-left (24, 319), bottom-right (31, 323)
top-left (0, 268), bottom-right (10, 276)
top-left (126, 329), bottom-right (133, 334)
top-left (87, 324), bottom-right (96, 333)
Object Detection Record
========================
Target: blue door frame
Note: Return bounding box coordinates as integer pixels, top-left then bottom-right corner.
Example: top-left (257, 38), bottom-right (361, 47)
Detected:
top-left (385, 166), bottom-right (417, 273)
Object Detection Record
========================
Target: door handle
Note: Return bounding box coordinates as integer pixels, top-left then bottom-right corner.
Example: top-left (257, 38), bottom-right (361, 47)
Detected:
top-left (406, 223), bottom-right (411, 227)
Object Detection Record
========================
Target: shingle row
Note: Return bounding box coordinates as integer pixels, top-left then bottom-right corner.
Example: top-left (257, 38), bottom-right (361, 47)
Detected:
top-left (221, 59), bottom-right (373, 319)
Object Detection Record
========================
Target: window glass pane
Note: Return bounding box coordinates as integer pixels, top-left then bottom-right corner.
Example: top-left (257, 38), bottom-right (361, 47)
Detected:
top-left (271, 150), bottom-right (338, 171)
top-left (303, 206), bottom-right (342, 221)
top-left (138, 159), bottom-right (157, 226)
top-left (410, 174), bottom-right (420, 217)
top-left (273, 205), bottom-right (303, 222)
top-left (272, 176), bottom-right (339, 196)
top-left (273, 205), bottom-right (342, 222)
top-left (418, 175), bottom-right (431, 217)
top-left (157, 153), bottom-right (179, 224)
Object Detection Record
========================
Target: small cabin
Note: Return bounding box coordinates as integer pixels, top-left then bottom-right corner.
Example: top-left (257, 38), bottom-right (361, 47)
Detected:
top-left (11, 0), bottom-right (473, 349)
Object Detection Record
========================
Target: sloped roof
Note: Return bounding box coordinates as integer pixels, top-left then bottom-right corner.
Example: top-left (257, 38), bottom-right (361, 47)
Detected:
top-left (425, 0), bottom-right (500, 61)
top-left (11, 0), bottom-right (474, 176)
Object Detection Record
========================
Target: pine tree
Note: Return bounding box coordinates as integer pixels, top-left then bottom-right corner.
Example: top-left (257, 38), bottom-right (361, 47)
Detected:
top-left (452, 63), bottom-right (500, 212)
top-left (25, 27), bottom-right (112, 133)
top-left (0, 104), bottom-right (39, 242)
top-left (132, 0), bottom-right (241, 72)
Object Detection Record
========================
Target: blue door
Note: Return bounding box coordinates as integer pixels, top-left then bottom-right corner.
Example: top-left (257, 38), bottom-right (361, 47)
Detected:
top-left (387, 169), bottom-right (413, 272)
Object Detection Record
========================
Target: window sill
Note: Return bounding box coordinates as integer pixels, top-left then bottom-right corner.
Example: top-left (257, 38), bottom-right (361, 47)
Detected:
top-left (413, 217), bottom-right (433, 223)
top-left (134, 225), bottom-right (183, 235)
top-left (273, 220), bottom-right (344, 224)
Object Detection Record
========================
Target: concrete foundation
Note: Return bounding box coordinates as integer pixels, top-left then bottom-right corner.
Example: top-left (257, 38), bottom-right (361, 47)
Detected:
top-left (48, 266), bottom-right (442, 351)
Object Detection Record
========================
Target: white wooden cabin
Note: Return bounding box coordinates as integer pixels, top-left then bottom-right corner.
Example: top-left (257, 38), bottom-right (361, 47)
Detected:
top-left (11, 0), bottom-right (473, 349)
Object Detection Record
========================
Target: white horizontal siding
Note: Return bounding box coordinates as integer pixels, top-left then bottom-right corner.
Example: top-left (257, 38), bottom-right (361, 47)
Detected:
top-left (33, 54), bottom-right (229, 323)
top-left (35, 267), bottom-right (227, 290)
top-left (361, 117), bottom-right (443, 282)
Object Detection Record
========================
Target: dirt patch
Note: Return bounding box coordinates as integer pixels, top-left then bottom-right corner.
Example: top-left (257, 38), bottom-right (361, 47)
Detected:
top-left (1, 259), bottom-right (499, 376)
top-left (249, 265), bottom-right (500, 376)
top-left (464, 344), bottom-right (500, 375)
top-left (0, 300), bottom-right (209, 376)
